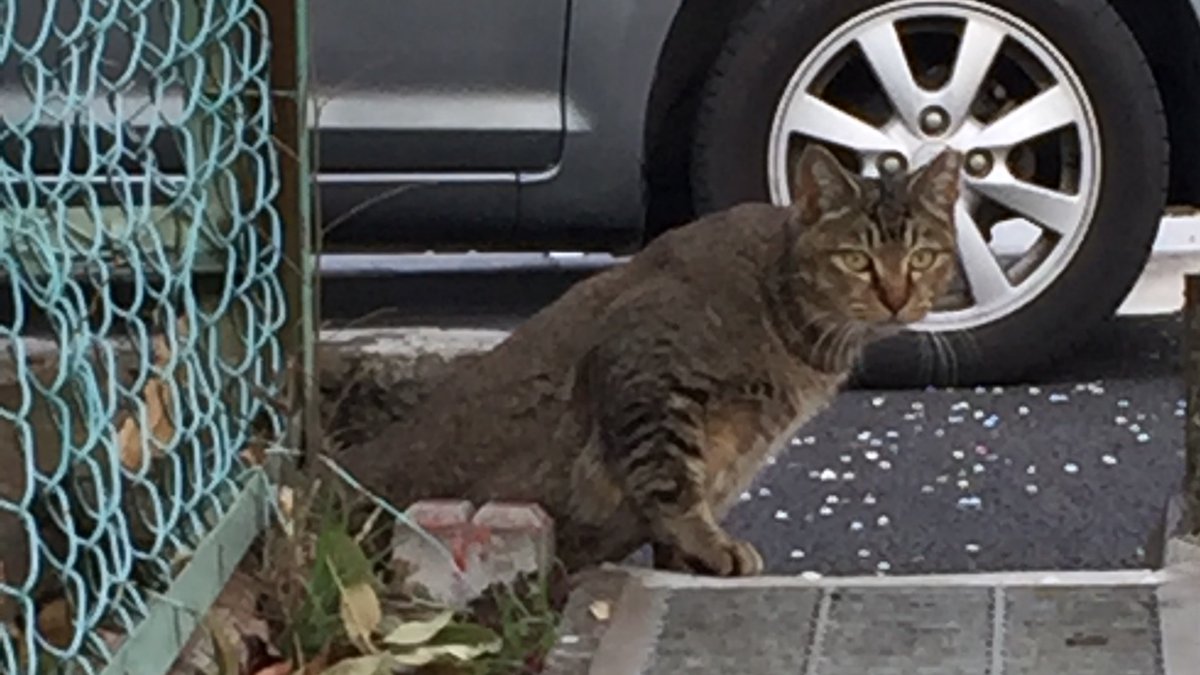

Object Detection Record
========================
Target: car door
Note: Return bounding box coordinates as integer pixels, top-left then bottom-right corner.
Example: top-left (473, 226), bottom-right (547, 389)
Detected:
top-left (312, 0), bottom-right (570, 174)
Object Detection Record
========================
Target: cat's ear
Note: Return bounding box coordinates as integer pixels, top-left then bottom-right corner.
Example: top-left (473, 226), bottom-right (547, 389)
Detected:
top-left (908, 149), bottom-right (964, 222)
top-left (792, 144), bottom-right (861, 224)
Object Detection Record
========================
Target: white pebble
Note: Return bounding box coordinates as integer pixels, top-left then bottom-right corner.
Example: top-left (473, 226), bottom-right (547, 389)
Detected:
top-left (878, 460), bottom-right (892, 470)
top-left (840, 454), bottom-right (853, 464)
top-left (863, 493), bottom-right (878, 505)
top-left (885, 430), bottom-right (899, 439)
top-left (857, 548), bottom-right (871, 559)
top-left (560, 635), bottom-right (581, 646)
top-left (911, 402), bottom-right (925, 411)
top-left (850, 520), bottom-right (864, 532)
top-left (934, 428), bottom-right (946, 437)
top-left (857, 430), bottom-right (872, 441)
top-left (1063, 462), bottom-right (1079, 474)
top-left (1102, 454), bottom-right (1119, 466)
top-left (819, 506), bottom-right (834, 517)
top-left (739, 492), bottom-right (752, 502)
top-left (1029, 387), bottom-right (1042, 395)
top-left (1115, 415), bottom-right (1128, 425)
top-left (826, 494), bottom-right (840, 505)
top-left (1118, 399), bottom-right (1130, 408)
top-left (952, 450), bottom-right (965, 460)
top-left (842, 472), bottom-right (856, 481)
top-left (819, 469), bottom-right (838, 482)
top-left (957, 479), bottom-right (970, 490)
top-left (803, 436), bottom-right (817, 445)
top-left (973, 410), bottom-right (985, 420)
top-left (877, 561), bottom-right (892, 572)
top-left (1017, 405), bottom-right (1030, 416)
top-left (972, 463), bottom-right (986, 474)
top-left (1137, 433), bottom-right (1151, 443)
top-left (1026, 465), bottom-right (1037, 475)
top-left (871, 396), bottom-right (885, 408)
top-left (758, 487), bottom-right (772, 497)
top-left (965, 543), bottom-right (981, 554)
top-left (801, 571), bottom-right (823, 580)
top-left (1025, 484), bottom-right (1039, 495)
top-left (774, 509), bottom-right (790, 521)
top-left (1049, 393), bottom-right (1069, 403)
top-left (790, 549), bottom-right (806, 560)
top-left (957, 495), bottom-right (982, 509)
top-left (876, 515), bottom-right (891, 527)
top-left (865, 450), bottom-right (880, 462)
top-left (948, 415), bottom-right (965, 424)
top-left (920, 485), bottom-right (935, 494)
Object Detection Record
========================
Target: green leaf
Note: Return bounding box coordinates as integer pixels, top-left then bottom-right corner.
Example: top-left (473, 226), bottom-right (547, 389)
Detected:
top-left (288, 519), bottom-right (378, 658)
top-left (427, 622), bottom-right (503, 648)
top-left (320, 653), bottom-right (397, 675)
top-left (380, 610), bottom-right (454, 647)
top-left (339, 581), bottom-right (383, 653)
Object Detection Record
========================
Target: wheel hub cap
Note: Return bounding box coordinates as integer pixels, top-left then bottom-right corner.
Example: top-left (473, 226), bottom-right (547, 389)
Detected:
top-left (766, 0), bottom-right (1101, 332)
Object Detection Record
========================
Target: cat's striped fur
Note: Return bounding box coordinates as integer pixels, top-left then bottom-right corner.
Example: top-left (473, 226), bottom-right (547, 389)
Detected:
top-left (338, 145), bottom-right (962, 575)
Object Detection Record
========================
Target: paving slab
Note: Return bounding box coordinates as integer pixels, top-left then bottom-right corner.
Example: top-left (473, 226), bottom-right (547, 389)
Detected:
top-left (547, 561), bottom-right (1200, 675)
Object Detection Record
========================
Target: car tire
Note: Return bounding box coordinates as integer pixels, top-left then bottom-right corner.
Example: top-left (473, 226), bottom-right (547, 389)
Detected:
top-left (691, 0), bottom-right (1168, 387)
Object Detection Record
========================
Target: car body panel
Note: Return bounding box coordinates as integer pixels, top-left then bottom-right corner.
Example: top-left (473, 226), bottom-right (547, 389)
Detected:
top-left (317, 0), bottom-right (683, 251)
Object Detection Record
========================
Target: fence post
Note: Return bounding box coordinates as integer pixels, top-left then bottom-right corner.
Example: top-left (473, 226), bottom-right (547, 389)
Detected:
top-left (262, 0), bottom-right (319, 465)
top-left (1179, 275), bottom-right (1200, 538)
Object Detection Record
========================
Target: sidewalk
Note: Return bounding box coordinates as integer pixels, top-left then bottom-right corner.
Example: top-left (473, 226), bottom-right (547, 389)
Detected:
top-left (545, 540), bottom-right (1200, 675)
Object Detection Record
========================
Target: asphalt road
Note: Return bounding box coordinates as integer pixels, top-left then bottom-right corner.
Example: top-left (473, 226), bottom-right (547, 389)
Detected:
top-left (324, 274), bottom-right (1189, 576)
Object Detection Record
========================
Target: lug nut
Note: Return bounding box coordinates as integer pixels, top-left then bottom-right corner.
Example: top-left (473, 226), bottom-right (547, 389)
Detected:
top-left (965, 150), bottom-right (993, 177)
top-left (877, 152), bottom-right (907, 175)
top-left (919, 106), bottom-right (950, 136)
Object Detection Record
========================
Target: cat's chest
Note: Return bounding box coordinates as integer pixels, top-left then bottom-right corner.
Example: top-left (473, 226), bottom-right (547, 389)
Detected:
top-left (702, 372), bottom-right (841, 504)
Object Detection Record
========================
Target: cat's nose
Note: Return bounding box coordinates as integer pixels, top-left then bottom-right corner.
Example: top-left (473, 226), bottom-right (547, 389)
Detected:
top-left (880, 287), bottom-right (909, 315)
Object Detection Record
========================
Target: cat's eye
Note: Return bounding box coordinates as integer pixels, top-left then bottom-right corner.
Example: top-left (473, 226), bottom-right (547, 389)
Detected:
top-left (909, 248), bottom-right (938, 271)
top-left (838, 250), bottom-right (872, 272)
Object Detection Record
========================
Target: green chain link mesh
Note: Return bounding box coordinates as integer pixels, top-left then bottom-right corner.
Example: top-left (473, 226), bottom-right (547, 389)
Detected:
top-left (0, 0), bottom-right (288, 671)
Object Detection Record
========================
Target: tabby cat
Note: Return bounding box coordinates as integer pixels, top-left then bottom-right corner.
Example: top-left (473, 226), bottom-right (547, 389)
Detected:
top-left (337, 144), bottom-right (963, 576)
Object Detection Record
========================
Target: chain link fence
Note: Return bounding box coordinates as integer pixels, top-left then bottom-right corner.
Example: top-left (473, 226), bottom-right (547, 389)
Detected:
top-left (0, 0), bottom-right (307, 671)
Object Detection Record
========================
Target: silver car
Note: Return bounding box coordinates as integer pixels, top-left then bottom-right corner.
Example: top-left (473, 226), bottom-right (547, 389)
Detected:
top-left (314, 0), bottom-right (1200, 387)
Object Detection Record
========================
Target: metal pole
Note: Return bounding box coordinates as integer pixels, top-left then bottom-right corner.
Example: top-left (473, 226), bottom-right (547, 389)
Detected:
top-left (263, 0), bottom-right (318, 464)
top-left (1181, 274), bottom-right (1200, 536)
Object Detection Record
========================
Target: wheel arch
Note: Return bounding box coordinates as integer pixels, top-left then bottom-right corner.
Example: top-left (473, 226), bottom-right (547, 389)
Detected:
top-left (643, 0), bottom-right (759, 235)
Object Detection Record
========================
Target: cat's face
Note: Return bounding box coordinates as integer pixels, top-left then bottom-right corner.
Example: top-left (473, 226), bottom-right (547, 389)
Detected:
top-left (790, 145), bottom-right (963, 328)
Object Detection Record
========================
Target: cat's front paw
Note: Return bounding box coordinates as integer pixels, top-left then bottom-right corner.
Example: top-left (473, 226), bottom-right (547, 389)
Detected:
top-left (687, 539), bottom-right (763, 577)
top-left (723, 539), bottom-right (764, 576)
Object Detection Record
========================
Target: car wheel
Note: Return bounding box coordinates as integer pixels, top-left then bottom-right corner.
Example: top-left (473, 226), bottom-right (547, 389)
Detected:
top-left (691, 0), bottom-right (1168, 387)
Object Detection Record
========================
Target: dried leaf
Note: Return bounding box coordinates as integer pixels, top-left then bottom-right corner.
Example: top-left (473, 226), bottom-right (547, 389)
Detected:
top-left (380, 610), bottom-right (453, 647)
top-left (339, 582), bottom-right (382, 653)
top-left (152, 333), bottom-right (172, 369)
top-left (319, 654), bottom-right (396, 675)
top-left (390, 640), bottom-right (501, 667)
top-left (117, 417), bottom-right (143, 470)
top-left (589, 600), bottom-right (611, 622)
top-left (206, 618), bottom-right (241, 675)
top-left (389, 622), bottom-right (502, 666)
top-left (277, 487), bottom-right (296, 536)
top-left (144, 378), bottom-right (175, 447)
top-left (37, 598), bottom-right (74, 649)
